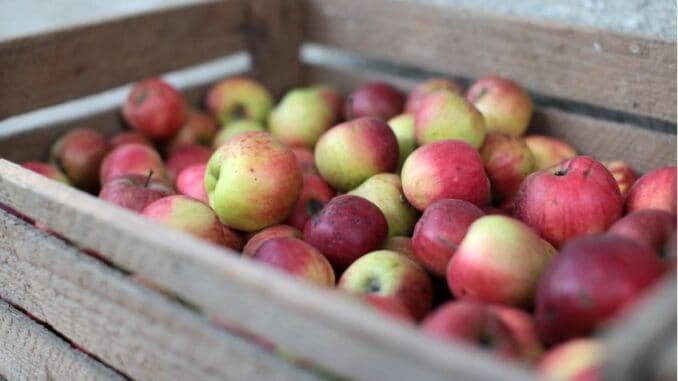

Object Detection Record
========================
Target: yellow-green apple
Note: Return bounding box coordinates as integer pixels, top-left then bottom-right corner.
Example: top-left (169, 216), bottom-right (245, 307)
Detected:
top-left (401, 140), bottom-right (490, 210)
top-left (175, 163), bottom-right (209, 203)
top-left (100, 143), bottom-right (170, 186)
top-left (414, 90), bottom-right (486, 148)
top-left (535, 234), bottom-right (666, 345)
top-left (165, 144), bottom-right (212, 182)
top-left (99, 173), bottom-right (174, 212)
top-left (291, 146), bottom-right (319, 175)
top-left (314, 117), bottom-right (399, 192)
top-left (411, 199), bottom-right (484, 277)
top-left (206, 131), bottom-right (302, 231)
top-left (466, 76), bottom-right (532, 136)
top-left (514, 156), bottom-right (623, 248)
top-left (344, 81), bottom-right (404, 120)
top-left (523, 135), bottom-right (577, 170)
top-left (242, 224), bottom-right (303, 257)
top-left (285, 174), bottom-right (335, 231)
top-left (362, 294), bottom-right (414, 322)
top-left (122, 78), bottom-right (185, 140)
top-left (625, 166), bottom-right (677, 215)
top-left (609, 209), bottom-right (676, 254)
top-left (488, 305), bottom-right (543, 361)
top-left (349, 173), bottom-right (418, 237)
top-left (205, 77), bottom-right (273, 125)
top-left (387, 113), bottom-right (416, 169)
top-left (405, 77), bottom-right (464, 114)
top-left (212, 120), bottom-right (265, 148)
top-left (251, 237), bottom-right (335, 287)
top-left (303, 195), bottom-right (388, 271)
top-left (421, 301), bottom-right (520, 358)
top-left (339, 250), bottom-right (432, 320)
top-left (22, 162), bottom-right (70, 185)
top-left (480, 132), bottom-right (535, 202)
top-left (163, 108), bottom-right (217, 153)
top-left (536, 339), bottom-right (604, 381)
top-left (602, 160), bottom-right (637, 197)
top-left (49, 128), bottom-right (110, 191)
top-left (269, 88), bottom-right (335, 149)
top-left (447, 215), bottom-right (555, 307)
top-left (109, 131), bottom-right (154, 149)
top-left (310, 84), bottom-right (343, 123)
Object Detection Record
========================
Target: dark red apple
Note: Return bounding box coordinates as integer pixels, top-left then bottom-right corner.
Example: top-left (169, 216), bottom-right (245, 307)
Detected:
top-left (608, 209), bottom-right (676, 254)
top-left (285, 174), bottom-right (335, 231)
top-left (49, 128), bottom-right (110, 191)
top-left (625, 166), bottom-right (677, 215)
top-left (345, 82), bottom-right (404, 120)
top-left (99, 173), bottom-right (174, 212)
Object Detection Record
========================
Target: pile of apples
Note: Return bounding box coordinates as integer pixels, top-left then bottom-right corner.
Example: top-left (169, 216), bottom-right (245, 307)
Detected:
top-left (16, 74), bottom-right (676, 380)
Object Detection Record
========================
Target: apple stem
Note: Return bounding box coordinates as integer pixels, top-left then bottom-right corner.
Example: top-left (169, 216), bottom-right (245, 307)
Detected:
top-left (144, 170), bottom-right (154, 188)
top-left (346, 95), bottom-right (354, 120)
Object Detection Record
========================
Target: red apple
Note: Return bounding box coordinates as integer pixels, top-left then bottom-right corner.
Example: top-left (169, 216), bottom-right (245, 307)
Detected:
top-left (523, 135), bottom-right (577, 170)
top-left (109, 131), bottom-right (154, 149)
top-left (291, 146), bottom-right (319, 175)
top-left (206, 77), bottom-right (273, 125)
top-left (466, 76), bottom-right (532, 136)
top-left (49, 128), bottom-right (110, 191)
top-left (100, 143), bottom-right (170, 186)
top-left (311, 84), bottom-right (343, 123)
top-left (362, 294), bottom-right (414, 322)
top-left (284, 174), bottom-right (335, 231)
top-left (514, 156), bottom-right (623, 248)
top-left (165, 144), bottom-right (212, 182)
top-left (163, 109), bottom-right (218, 153)
top-left (480, 132), bottom-right (535, 202)
top-left (405, 77), bottom-right (464, 114)
top-left (602, 160), bottom-right (637, 197)
top-left (22, 162), bottom-right (70, 185)
top-left (415, 90), bottom-right (486, 148)
top-left (608, 209), bottom-right (676, 254)
top-left (122, 78), bottom-right (185, 140)
top-left (488, 305), bottom-right (543, 361)
top-left (242, 224), bottom-right (303, 257)
top-left (251, 237), bottom-right (335, 286)
top-left (625, 166), bottom-right (677, 215)
top-left (536, 339), bottom-right (604, 381)
top-left (99, 173), bottom-right (174, 212)
top-left (175, 163), bottom-right (209, 203)
top-left (221, 226), bottom-right (244, 252)
top-left (345, 81), bottom-right (404, 120)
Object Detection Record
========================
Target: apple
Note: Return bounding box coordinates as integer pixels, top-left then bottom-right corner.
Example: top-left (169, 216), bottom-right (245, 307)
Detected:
top-left (165, 144), bottom-right (212, 182)
top-left (221, 226), bottom-right (244, 252)
top-left (163, 108), bottom-right (218, 153)
top-left (339, 250), bottom-right (433, 320)
top-left (175, 163), bottom-right (209, 203)
top-left (100, 143), bottom-right (170, 186)
top-left (269, 87), bottom-right (335, 149)
top-left (535, 234), bottom-right (666, 346)
top-left (480, 132), bottom-right (535, 202)
top-left (22, 162), bottom-right (70, 185)
top-left (242, 224), bottom-right (303, 257)
top-left (401, 140), bottom-right (490, 210)
top-left (99, 173), bottom-right (174, 212)
top-left (523, 135), bottom-right (577, 170)
top-left (212, 120), bottom-right (265, 148)
top-left (205, 77), bottom-right (273, 125)
top-left (625, 166), bottom-right (677, 215)
top-left (251, 237), bottom-right (335, 287)
top-left (314, 117), bottom-right (399, 192)
top-left (414, 90), bottom-right (486, 148)
top-left (291, 146), bottom-right (319, 175)
top-left (536, 339), bottom-right (604, 381)
top-left (608, 209), bottom-right (676, 253)
top-left (362, 294), bottom-right (414, 322)
top-left (488, 305), bottom-right (543, 361)
top-left (109, 131), bottom-right (154, 149)
top-left (602, 160), bottom-right (637, 197)
top-left (447, 215), bottom-right (555, 307)
top-left (285, 174), bottom-right (335, 231)
top-left (405, 77), bottom-right (464, 114)
top-left (310, 84), bottom-right (343, 123)
top-left (49, 128), bottom-right (110, 191)
top-left (387, 113), bottom-right (416, 169)
top-left (466, 76), bottom-right (532, 136)
top-left (482, 206), bottom-right (510, 216)
top-left (344, 81), bottom-right (404, 120)
top-left (514, 156), bottom-right (623, 248)
top-left (122, 78), bottom-right (185, 140)
top-left (382, 236), bottom-right (414, 259)
top-left (303, 195), bottom-right (388, 272)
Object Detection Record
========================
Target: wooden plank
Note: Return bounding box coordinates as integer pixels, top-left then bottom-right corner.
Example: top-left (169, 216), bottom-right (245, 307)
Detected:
top-left (0, 1), bottom-right (246, 119)
top-left (0, 160), bottom-right (540, 381)
top-left (304, 0), bottom-right (677, 122)
top-left (0, 208), bottom-right (323, 381)
top-left (0, 299), bottom-right (124, 381)
top-left (305, 64), bottom-right (675, 173)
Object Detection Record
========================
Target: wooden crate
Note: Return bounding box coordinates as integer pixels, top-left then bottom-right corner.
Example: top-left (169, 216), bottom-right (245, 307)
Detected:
top-left (0, 1), bottom-right (675, 380)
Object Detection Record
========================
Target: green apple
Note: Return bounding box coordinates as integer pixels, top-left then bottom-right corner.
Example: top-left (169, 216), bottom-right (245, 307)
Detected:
top-left (387, 113), bottom-right (416, 170)
top-left (269, 87), bottom-right (335, 149)
top-left (206, 77), bottom-right (273, 125)
top-left (414, 90), bottom-right (486, 148)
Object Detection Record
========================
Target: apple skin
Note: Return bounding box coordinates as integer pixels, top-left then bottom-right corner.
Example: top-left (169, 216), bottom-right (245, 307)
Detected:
top-left (251, 237), bottom-right (335, 286)
top-left (405, 77), bottom-right (464, 114)
top-left (285, 174), bottom-right (335, 231)
top-left (109, 131), bottom-right (154, 149)
top-left (205, 77), bottom-right (273, 126)
top-left (269, 88), bottom-right (335, 149)
top-left (212, 120), bottom-right (265, 148)
top-left (291, 146), bottom-right (319, 176)
top-left (625, 166), bottom-right (677, 215)
top-left (387, 113), bottom-right (416, 170)
top-left (480, 132), bottom-right (535, 202)
top-left (100, 143), bottom-right (170, 186)
top-left (175, 163), bottom-right (209, 203)
top-left (401, 140), bottom-right (490, 210)
top-left (514, 156), bottom-right (623, 248)
top-left (602, 160), bottom-right (637, 197)
top-left (447, 215), bottom-right (555, 307)
top-left (310, 84), bottom-right (343, 123)
top-left (165, 144), bottom-right (212, 183)
top-left (205, 131), bottom-right (302, 232)
top-left (242, 224), bottom-right (303, 257)
top-left (414, 90), bottom-right (486, 148)
top-left (362, 294), bottom-right (414, 322)
top-left (49, 128), bottom-right (110, 191)
top-left (122, 78), bottom-right (185, 140)
top-left (99, 173), bottom-right (175, 212)
top-left (536, 339), bottom-right (604, 381)
top-left (382, 236), bottom-right (414, 260)
top-left (163, 109), bottom-right (218, 153)
top-left (314, 117), bottom-right (399, 192)
top-left (608, 209), bottom-right (676, 254)
top-left (22, 162), bottom-right (70, 185)
top-left (535, 234), bottom-right (666, 346)
top-left (523, 135), bottom-right (577, 170)
top-left (303, 195), bottom-right (388, 272)
top-left (339, 250), bottom-right (433, 320)
top-left (488, 305), bottom-right (543, 361)
top-left (421, 301), bottom-right (520, 358)
top-left (411, 199), bottom-right (485, 277)
top-left (466, 76), bottom-right (532, 136)
top-left (344, 81), bottom-right (404, 121)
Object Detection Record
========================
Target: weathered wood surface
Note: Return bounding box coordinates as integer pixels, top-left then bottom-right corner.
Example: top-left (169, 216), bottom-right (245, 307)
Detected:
top-left (0, 299), bottom-right (124, 381)
top-left (305, 0), bottom-right (677, 122)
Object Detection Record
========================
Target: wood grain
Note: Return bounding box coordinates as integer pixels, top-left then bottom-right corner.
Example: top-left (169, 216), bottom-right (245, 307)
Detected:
top-left (0, 1), bottom-right (246, 119)
top-left (0, 299), bottom-right (124, 381)
top-left (0, 161), bottom-right (540, 381)
top-left (305, 0), bottom-right (677, 122)
top-left (0, 209), bottom-right (323, 381)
